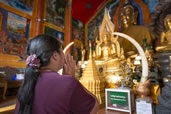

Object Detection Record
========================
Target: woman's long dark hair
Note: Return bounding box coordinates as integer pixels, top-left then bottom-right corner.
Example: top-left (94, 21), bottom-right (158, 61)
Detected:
top-left (17, 34), bottom-right (62, 114)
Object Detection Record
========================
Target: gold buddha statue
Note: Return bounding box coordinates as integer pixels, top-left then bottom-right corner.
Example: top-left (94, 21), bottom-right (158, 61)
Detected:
top-left (161, 14), bottom-right (171, 44)
top-left (118, 1), bottom-right (153, 53)
top-left (81, 44), bottom-right (85, 63)
top-left (92, 9), bottom-right (128, 88)
top-left (96, 33), bottom-right (117, 60)
top-left (156, 14), bottom-right (171, 51)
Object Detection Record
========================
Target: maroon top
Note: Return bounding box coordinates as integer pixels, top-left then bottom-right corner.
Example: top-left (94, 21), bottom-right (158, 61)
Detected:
top-left (14, 72), bottom-right (95, 114)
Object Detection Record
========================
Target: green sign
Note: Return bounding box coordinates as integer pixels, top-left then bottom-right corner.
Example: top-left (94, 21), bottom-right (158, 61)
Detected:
top-left (109, 91), bottom-right (128, 106)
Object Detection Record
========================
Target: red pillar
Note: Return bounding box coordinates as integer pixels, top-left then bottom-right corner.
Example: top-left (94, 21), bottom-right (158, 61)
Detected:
top-left (64, 0), bottom-right (72, 47)
top-left (32, 0), bottom-right (45, 36)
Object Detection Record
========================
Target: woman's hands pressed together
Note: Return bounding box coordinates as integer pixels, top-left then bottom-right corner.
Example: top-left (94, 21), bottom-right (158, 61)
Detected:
top-left (63, 54), bottom-right (76, 77)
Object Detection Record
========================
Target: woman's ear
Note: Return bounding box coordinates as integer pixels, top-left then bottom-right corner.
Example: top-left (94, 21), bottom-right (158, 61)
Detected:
top-left (52, 51), bottom-right (60, 61)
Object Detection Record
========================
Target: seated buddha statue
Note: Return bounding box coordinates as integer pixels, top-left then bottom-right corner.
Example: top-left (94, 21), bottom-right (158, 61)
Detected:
top-left (156, 14), bottom-right (171, 51)
top-left (118, 1), bottom-right (153, 53)
top-left (96, 33), bottom-right (116, 60)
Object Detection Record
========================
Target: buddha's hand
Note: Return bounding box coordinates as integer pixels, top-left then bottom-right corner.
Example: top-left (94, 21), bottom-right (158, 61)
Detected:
top-left (63, 54), bottom-right (76, 77)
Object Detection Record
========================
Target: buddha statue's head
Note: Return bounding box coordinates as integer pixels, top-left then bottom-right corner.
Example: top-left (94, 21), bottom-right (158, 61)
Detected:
top-left (102, 33), bottom-right (110, 43)
top-left (164, 14), bottom-right (171, 30)
top-left (103, 34), bottom-right (107, 42)
top-left (119, 0), bottom-right (137, 30)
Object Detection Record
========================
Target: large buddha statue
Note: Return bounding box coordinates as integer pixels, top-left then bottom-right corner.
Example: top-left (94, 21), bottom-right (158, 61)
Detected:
top-left (118, 1), bottom-right (153, 53)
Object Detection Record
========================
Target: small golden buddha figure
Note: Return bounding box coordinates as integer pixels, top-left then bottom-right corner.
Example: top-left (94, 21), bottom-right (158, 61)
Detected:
top-left (96, 33), bottom-right (116, 60)
top-left (95, 36), bottom-right (102, 58)
top-left (118, 1), bottom-right (153, 53)
top-left (81, 44), bottom-right (85, 63)
top-left (145, 50), bottom-right (153, 61)
top-left (156, 14), bottom-right (171, 51)
top-left (161, 14), bottom-right (171, 44)
top-left (127, 58), bottom-right (135, 72)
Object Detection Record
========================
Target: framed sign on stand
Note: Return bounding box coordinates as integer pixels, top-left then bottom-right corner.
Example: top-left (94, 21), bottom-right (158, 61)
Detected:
top-left (105, 88), bottom-right (134, 114)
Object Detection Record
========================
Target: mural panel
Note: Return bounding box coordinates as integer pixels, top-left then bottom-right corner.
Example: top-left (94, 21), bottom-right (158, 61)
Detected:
top-left (0, 8), bottom-right (30, 56)
top-left (0, 0), bottom-right (33, 15)
top-left (46, 0), bottom-right (66, 28)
